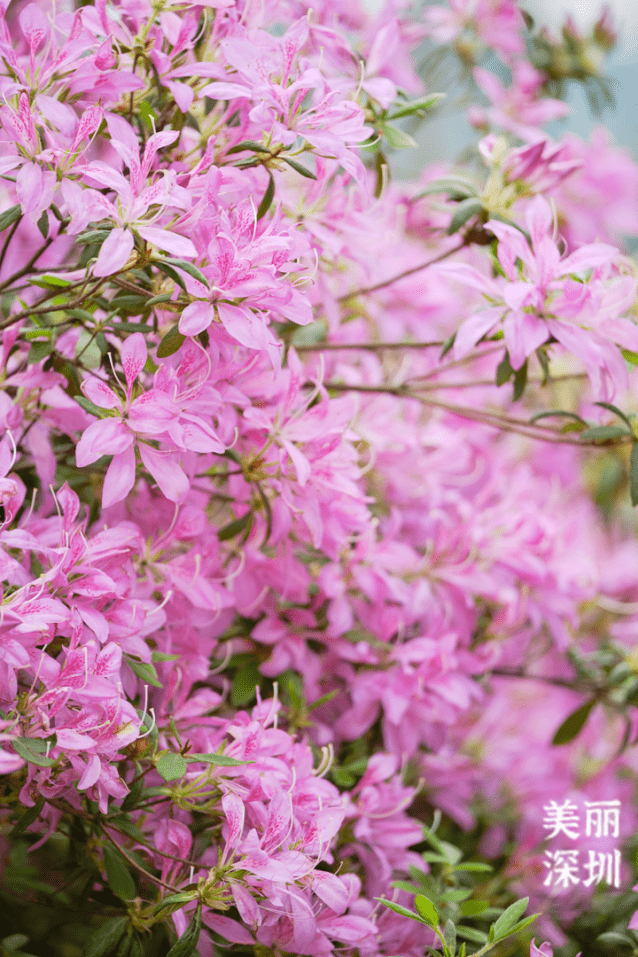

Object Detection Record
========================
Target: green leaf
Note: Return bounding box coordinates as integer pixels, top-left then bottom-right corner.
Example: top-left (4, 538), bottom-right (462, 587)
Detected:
top-left (156, 752), bottom-right (189, 782)
top-left (226, 140), bottom-right (271, 155)
top-left (579, 424), bottom-right (629, 442)
top-left (36, 209), bottom-right (49, 239)
top-left (103, 844), bottom-right (136, 901)
top-left (595, 401), bottom-right (633, 429)
top-left (512, 358), bottom-right (527, 401)
top-left (2, 935), bottom-right (30, 952)
top-left (75, 396), bottom-right (103, 418)
top-left (10, 797), bottom-right (45, 837)
top-left (218, 511), bottom-right (252, 541)
top-left (507, 914), bottom-right (540, 936)
top-left (160, 259), bottom-right (209, 289)
top-left (455, 926), bottom-right (488, 944)
top-left (155, 261), bottom-right (187, 291)
top-left (387, 93), bottom-right (445, 119)
top-left (83, 917), bottom-right (128, 957)
top-left (443, 919), bottom-right (456, 956)
top-left (12, 736), bottom-right (55, 768)
top-left (126, 657), bottom-right (162, 688)
top-left (231, 661), bottom-right (261, 707)
top-left (492, 897), bottom-right (529, 940)
top-left (139, 101), bottom-right (157, 132)
top-left (630, 444), bottom-right (638, 507)
top-left (153, 891), bottom-right (199, 915)
top-left (453, 862), bottom-right (493, 873)
top-left (145, 293), bottom-right (174, 308)
top-left (622, 349), bottom-right (638, 366)
top-left (552, 699), bottom-right (596, 745)
top-left (29, 274), bottom-right (72, 289)
top-left (157, 324), bottom-right (186, 358)
top-left (184, 752), bottom-right (248, 767)
top-left (595, 932), bottom-right (634, 950)
top-left (495, 350), bottom-right (514, 386)
top-left (75, 329), bottom-right (102, 369)
top-left (27, 340), bottom-right (53, 364)
top-left (110, 816), bottom-right (147, 843)
top-left (377, 899), bottom-right (424, 922)
top-left (151, 651), bottom-right (181, 662)
top-left (439, 889), bottom-right (472, 903)
top-left (413, 178), bottom-right (478, 201)
top-left (414, 895), bottom-right (439, 928)
top-left (447, 197), bottom-right (483, 235)
top-left (0, 204), bottom-right (22, 232)
top-left (166, 905), bottom-right (202, 957)
top-left (257, 172), bottom-right (275, 220)
top-left (383, 124), bottom-right (418, 149)
top-left (459, 901), bottom-right (489, 917)
top-left (282, 157), bottom-right (317, 179)
top-left (529, 410), bottom-right (588, 426)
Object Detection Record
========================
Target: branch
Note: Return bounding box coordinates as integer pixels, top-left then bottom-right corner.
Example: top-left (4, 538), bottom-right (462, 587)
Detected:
top-left (336, 242), bottom-right (466, 301)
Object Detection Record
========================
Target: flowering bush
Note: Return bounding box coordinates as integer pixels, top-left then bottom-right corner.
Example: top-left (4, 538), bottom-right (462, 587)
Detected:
top-left (1, 0), bottom-right (638, 955)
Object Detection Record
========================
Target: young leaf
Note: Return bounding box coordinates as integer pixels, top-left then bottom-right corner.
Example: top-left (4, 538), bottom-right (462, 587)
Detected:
top-left (257, 172), bottom-right (275, 220)
top-left (492, 897), bottom-right (529, 939)
top-left (160, 259), bottom-right (209, 288)
top-left (388, 93), bottom-right (445, 119)
top-left (157, 324), bottom-right (186, 358)
top-left (595, 401), bottom-right (633, 429)
top-left (414, 894), bottom-right (439, 928)
top-left (126, 657), bottom-right (162, 688)
top-left (377, 899), bottom-right (424, 922)
top-left (184, 752), bottom-right (248, 766)
top-left (383, 124), bottom-right (418, 149)
top-left (12, 737), bottom-right (55, 768)
top-left (579, 424), bottom-right (629, 442)
top-left (512, 358), bottom-right (527, 401)
top-left (453, 862), bottom-right (493, 873)
top-left (83, 917), bottom-right (128, 957)
top-left (529, 410), bottom-right (588, 426)
top-left (282, 157), bottom-right (317, 179)
top-left (496, 350), bottom-right (514, 387)
top-left (443, 920), bottom-right (456, 956)
top-left (226, 140), bottom-right (270, 155)
top-left (456, 926), bottom-right (488, 944)
top-left (153, 891), bottom-right (199, 915)
top-left (447, 197), bottom-right (483, 235)
top-left (460, 900), bottom-right (489, 916)
top-left (103, 844), bottom-right (136, 901)
top-left (166, 905), bottom-right (202, 957)
top-left (156, 752), bottom-right (189, 782)
top-left (552, 699), bottom-right (596, 745)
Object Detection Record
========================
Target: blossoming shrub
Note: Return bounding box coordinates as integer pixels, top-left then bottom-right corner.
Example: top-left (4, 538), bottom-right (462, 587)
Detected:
top-left (1, 0), bottom-right (638, 955)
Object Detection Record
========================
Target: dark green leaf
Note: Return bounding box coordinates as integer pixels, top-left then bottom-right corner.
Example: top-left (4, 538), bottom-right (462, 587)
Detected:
top-left (413, 178), bottom-right (478, 201)
top-left (595, 401), bottom-right (633, 429)
top-left (10, 796), bottom-right (45, 837)
top-left (156, 752), bottom-right (188, 782)
top-left (153, 891), bottom-right (199, 915)
top-left (145, 293), bottom-right (174, 308)
top-left (157, 324), bottom-right (186, 358)
top-left (231, 661), bottom-right (261, 707)
top-left (447, 197), bottom-right (483, 235)
top-left (36, 210), bottom-right (49, 239)
top-left (83, 917), bottom-right (128, 957)
top-left (579, 424), bottom-right (629, 442)
top-left (529, 410), bottom-right (588, 426)
top-left (161, 259), bottom-right (209, 289)
top-left (414, 895), bottom-right (439, 928)
top-left (282, 157), bottom-right (317, 179)
top-left (103, 844), bottom-right (136, 901)
top-left (453, 862), bottom-right (493, 873)
top-left (12, 737), bottom-right (55, 767)
top-left (184, 752), bottom-right (248, 766)
top-left (496, 350), bottom-right (514, 387)
top-left (257, 172), bottom-right (275, 220)
top-left (126, 657), bottom-right (162, 688)
top-left (492, 897), bottom-right (529, 939)
top-left (155, 261), bottom-right (187, 291)
top-left (630, 444), bottom-right (638, 507)
top-left (552, 699), bottom-right (596, 745)
top-left (226, 140), bottom-right (271, 155)
top-left (75, 396), bottom-right (103, 418)
top-left (439, 332), bottom-right (456, 359)
top-left (2, 935), bottom-right (30, 952)
top-left (166, 905), bottom-right (202, 957)
top-left (512, 359), bottom-right (527, 401)
top-left (439, 888), bottom-right (472, 902)
top-left (218, 512), bottom-right (252, 541)
top-left (0, 205), bottom-right (22, 232)
top-left (595, 932), bottom-right (634, 950)
top-left (383, 124), bottom-right (418, 149)
top-left (110, 816), bottom-right (147, 843)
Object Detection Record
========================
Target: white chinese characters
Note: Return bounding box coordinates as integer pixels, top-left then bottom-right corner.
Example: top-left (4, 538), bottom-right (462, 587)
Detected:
top-left (541, 800), bottom-right (622, 890)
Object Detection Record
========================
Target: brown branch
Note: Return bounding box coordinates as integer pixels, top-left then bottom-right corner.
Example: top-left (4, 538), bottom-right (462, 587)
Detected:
top-left (296, 339), bottom-right (444, 352)
top-left (336, 242), bottom-right (466, 301)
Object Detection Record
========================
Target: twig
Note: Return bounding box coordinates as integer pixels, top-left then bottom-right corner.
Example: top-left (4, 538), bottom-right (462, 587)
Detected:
top-left (336, 242), bottom-right (466, 301)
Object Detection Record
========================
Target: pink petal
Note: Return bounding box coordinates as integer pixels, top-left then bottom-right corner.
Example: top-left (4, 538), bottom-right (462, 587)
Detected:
top-left (78, 754), bottom-right (102, 790)
top-left (102, 444), bottom-right (137, 507)
top-left (136, 225), bottom-right (197, 259)
top-left (138, 445), bottom-right (189, 502)
top-left (93, 228), bottom-right (135, 277)
top-left (179, 301), bottom-right (215, 336)
top-left (76, 419), bottom-right (132, 467)
top-left (121, 333), bottom-right (147, 395)
top-left (82, 376), bottom-right (122, 410)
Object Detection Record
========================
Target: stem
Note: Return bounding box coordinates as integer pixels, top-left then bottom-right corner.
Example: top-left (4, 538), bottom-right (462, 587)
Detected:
top-left (296, 339), bottom-right (444, 352)
top-left (0, 235), bottom-right (56, 293)
top-left (337, 242), bottom-right (466, 301)
top-left (0, 214), bottom-right (22, 275)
